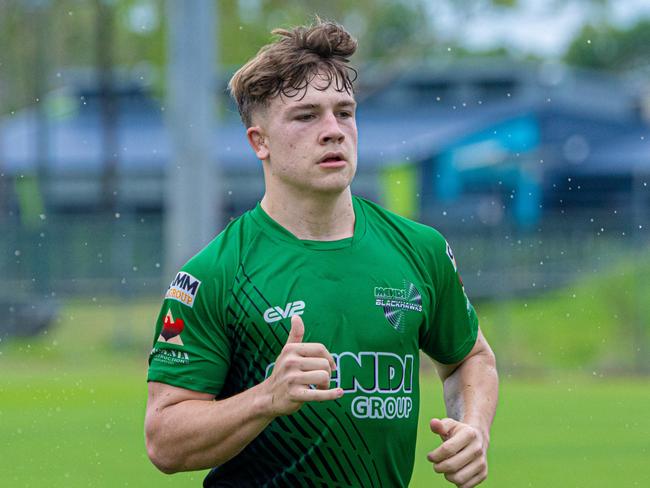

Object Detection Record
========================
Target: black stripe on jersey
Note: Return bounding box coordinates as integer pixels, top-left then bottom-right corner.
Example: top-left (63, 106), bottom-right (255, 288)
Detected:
top-left (372, 458), bottom-right (385, 488)
top-left (326, 407), bottom-right (356, 448)
top-left (237, 285), bottom-right (287, 351)
top-left (235, 286), bottom-right (284, 348)
top-left (298, 408), bottom-right (328, 440)
top-left (341, 449), bottom-right (368, 487)
top-left (277, 471), bottom-right (301, 487)
top-left (286, 408), bottom-right (354, 483)
top-left (313, 445), bottom-right (339, 483)
top-left (266, 431), bottom-right (326, 484)
top-left (301, 447), bottom-right (325, 480)
top-left (324, 406), bottom-right (378, 486)
top-left (345, 411), bottom-right (371, 455)
top-left (284, 413), bottom-right (312, 439)
top-left (287, 411), bottom-right (352, 485)
top-left (262, 432), bottom-right (300, 467)
top-left (239, 263), bottom-right (291, 339)
top-left (304, 406), bottom-right (343, 448)
top-left (327, 446), bottom-right (352, 486)
top-left (239, 263), bottom-right (272, 307)
top-left (357, 455), bottom-right (375, 488)
top-left (254, 432), bottom-right (295, 471)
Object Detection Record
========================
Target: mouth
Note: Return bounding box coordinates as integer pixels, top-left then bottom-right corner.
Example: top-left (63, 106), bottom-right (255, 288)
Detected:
top-left (318, 152), bottom-right (347, 168)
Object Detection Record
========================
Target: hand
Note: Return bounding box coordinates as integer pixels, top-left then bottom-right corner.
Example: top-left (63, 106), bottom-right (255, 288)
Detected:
top-left (427, 418), bottom-right (489, 488)
top-left (261, 315), bottom-right (343, 417)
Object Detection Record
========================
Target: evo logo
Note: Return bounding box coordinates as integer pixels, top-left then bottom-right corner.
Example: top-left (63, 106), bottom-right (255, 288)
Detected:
top-left (263, 300), bottom-right (305, 324)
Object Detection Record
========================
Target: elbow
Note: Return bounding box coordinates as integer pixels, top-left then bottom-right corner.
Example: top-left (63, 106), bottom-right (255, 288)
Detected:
top-left (145, 419), bottom-right (183, 474)
top-left (484, 340), bottom-right (498, 372)
top-left (146, 437), bottom-right (182, 474)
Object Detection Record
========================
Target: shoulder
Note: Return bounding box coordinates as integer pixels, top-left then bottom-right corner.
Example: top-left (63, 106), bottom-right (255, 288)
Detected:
top-left (355, 196), bottom-right (448, 252)
top-left (178, 209), bottom-right (259, 283)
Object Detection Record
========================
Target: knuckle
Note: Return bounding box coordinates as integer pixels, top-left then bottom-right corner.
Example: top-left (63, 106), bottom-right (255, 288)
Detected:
top-left (284, 357), bottom-right (298, 369)
top-left (471, 444), bottom-right (483, 459)
top-left (444, 473), bottom-right (457, 484)
top-left (317, 370), bottom-right (329, 381)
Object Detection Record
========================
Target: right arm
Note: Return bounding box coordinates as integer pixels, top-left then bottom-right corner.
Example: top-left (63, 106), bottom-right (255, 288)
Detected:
top-left (145, 315), bottom-right (343, 473)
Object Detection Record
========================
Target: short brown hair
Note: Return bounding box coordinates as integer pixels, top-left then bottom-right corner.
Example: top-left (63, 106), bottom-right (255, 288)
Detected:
top-left (228, 19), bottom-right (358, 127)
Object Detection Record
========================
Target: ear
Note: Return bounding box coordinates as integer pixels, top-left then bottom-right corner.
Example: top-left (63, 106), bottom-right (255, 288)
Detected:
top-left (246, 126), bottom-right (270, 161)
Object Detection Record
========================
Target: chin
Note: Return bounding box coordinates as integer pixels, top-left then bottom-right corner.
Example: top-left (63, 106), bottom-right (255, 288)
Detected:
top-left (312, 176), bottom-right (354, 195)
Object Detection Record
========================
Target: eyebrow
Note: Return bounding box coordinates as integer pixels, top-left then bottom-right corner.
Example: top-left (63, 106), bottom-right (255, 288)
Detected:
top-left (287, 100), bottom-right (357, 112)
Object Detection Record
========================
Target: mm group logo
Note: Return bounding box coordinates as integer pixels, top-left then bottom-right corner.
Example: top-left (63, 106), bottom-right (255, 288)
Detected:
top-left (374, 281), bottom-right (422, 332)
top-left (165, 271), bottom-right (201, 308)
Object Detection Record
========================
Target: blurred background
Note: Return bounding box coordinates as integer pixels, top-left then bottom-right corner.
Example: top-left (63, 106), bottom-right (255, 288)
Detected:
top-left (1, 0), bottom-right (649, 486)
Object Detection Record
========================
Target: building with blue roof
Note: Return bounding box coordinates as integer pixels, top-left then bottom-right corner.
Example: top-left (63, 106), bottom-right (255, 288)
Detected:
top-left (1, 60), bottom-right (648, 228)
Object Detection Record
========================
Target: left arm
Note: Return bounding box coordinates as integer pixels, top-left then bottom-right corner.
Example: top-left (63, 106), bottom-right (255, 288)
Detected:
top-left (427, 328), bottom-right (499, 488)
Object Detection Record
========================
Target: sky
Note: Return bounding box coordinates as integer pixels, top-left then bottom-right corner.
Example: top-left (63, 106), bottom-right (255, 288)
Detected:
top-left (429, 0), bottom-right (650, 58)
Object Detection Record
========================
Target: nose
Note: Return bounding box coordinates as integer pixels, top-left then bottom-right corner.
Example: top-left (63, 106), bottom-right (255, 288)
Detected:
top-left (318, 112), bottom-right (345, 145)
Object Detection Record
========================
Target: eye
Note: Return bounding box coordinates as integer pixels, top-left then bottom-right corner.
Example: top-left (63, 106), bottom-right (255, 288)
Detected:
top-left (338, 110), bottom-right (353, 118)
top-left (296, 113), bottom-right (315, 121)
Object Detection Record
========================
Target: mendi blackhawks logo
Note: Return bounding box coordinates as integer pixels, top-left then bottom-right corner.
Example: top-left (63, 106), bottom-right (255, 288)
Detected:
top-left (374, 281), bottom-right (423, 332)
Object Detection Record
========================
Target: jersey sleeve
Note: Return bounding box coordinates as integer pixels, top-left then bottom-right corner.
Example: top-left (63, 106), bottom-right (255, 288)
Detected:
top-left (420, 232), bottom-right (479, 364)
top-left (147, 260), bottom-right (231, 395)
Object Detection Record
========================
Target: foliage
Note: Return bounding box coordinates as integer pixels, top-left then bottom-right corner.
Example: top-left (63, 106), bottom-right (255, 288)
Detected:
top-left (0, 0), bottom-right (436, 114)
top-left (564, 18), bottom-right (650, 72)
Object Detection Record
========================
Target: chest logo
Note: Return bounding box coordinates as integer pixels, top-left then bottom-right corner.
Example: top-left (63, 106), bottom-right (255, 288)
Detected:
top-left (263, 300), bottom-right (306, 324)
top-left (374, 281), bottom-right (422, 332)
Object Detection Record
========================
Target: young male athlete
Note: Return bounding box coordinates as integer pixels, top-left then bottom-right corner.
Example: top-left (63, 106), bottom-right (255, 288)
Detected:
top-left (145, 20), bottom-right (498, 488)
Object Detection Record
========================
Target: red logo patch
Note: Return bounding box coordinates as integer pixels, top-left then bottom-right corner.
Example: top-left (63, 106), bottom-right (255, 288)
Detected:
top-left (157, 309), bottom-right (185, 345)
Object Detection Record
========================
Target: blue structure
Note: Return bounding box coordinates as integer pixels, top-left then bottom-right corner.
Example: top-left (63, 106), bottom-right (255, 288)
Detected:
top-left (1, 61), bottom-right (649, 229)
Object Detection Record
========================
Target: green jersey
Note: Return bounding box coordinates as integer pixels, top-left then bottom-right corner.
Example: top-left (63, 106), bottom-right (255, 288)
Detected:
top-left (147, 196), bottom-right (478, 487)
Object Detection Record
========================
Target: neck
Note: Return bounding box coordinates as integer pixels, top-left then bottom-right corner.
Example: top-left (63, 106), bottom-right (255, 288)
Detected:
top-left (260, 188), bottom-right (355, 241)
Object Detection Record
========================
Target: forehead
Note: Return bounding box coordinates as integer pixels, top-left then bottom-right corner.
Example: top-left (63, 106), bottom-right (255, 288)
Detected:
top-left (274, 75), bottom-right (355, 111)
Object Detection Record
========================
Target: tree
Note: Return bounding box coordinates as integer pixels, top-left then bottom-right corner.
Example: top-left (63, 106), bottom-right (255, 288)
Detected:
top-left (564, 19), bottom-right (650, 73)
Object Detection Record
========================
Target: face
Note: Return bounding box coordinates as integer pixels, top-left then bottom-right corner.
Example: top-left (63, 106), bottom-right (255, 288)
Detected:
top-left (247, 73), bottom-right (358, 197)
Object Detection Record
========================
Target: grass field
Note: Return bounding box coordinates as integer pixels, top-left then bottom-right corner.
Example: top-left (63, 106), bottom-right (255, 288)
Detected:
top-left (1, 297), bottom-right (649, 487)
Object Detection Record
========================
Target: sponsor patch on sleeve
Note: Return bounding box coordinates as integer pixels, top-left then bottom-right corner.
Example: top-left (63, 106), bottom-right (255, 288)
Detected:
top-left (445, 241), bottom-right (458, 272)
top-left (165, 271), bottom-right (201, 308)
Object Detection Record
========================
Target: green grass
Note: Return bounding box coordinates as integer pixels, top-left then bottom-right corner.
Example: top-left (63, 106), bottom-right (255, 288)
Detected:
top-left (476, 254), bottom-right (650, 373)
top-left (2, 358), bottom-right (649, 487)
top-left (414, 376), bottom-right (650, 487)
